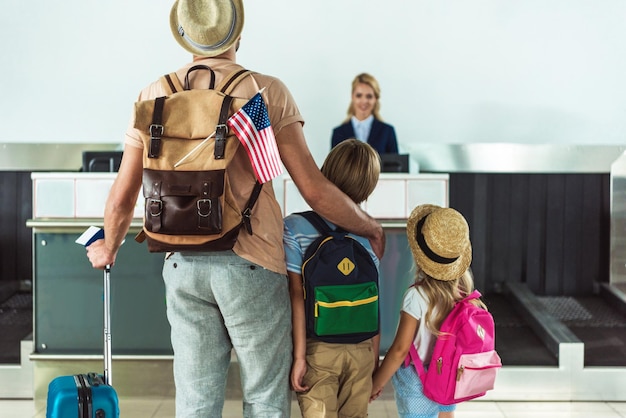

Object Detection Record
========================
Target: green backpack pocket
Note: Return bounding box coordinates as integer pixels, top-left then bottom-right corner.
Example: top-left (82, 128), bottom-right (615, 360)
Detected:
top-left (314, 282), bottom-right (379, 336)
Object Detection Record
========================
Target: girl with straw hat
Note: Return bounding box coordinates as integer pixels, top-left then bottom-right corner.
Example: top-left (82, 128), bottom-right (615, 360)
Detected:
top-left (370, 204), bottom-right (486, 418)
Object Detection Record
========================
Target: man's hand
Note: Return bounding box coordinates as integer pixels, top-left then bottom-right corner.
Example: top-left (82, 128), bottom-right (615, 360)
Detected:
top-left (369, 225), bottom-right (386, 260)
top-left (86, 239), bottom-right (117, 270)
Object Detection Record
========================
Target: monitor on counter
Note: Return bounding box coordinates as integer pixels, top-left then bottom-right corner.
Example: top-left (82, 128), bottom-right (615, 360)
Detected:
top-left (82, 151), bottom-right (123, 172)
top-left (380, 153), bottom-right (409, 173)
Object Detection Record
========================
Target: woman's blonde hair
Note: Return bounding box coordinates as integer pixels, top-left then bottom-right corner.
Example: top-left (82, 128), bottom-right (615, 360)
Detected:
top-left (321, 139), bottom-right (380, 204)
top-left (416, 267), bottom-right (487, 336)
top-left (345, 73), bottom-right (383, 122)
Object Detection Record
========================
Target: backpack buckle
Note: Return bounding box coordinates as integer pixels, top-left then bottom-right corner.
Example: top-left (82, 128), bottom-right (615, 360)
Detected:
top-left (150, 124), bottom-right (164, 138)
top-left (242, 207), bottom-right (253, 235)
top-left (148, 199), bottom-right (163, 216)
top-left (197, 199), bottom-right (213, 217)
top-left (148, 124), bottom-right (164, 159)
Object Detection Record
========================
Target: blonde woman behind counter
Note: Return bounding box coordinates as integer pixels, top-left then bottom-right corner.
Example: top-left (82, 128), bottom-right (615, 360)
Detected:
top-left (331, 73), bottom-right (399, 155)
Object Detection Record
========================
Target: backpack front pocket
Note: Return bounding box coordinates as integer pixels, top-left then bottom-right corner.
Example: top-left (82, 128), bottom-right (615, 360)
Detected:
top-left (313, 282), bottom-right (378, 336)
top-left (453, 350), bottom-right (502, 400)
top-left (143, 169), bottom-right (225, 235)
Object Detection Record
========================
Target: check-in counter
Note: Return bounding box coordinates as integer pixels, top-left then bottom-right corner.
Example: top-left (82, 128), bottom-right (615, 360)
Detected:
top-left (282, 173), bottom-right (448, 219)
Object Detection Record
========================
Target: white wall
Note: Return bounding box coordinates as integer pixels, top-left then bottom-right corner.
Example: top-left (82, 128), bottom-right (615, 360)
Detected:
top-left (2, 0), bottom-right (625, 164)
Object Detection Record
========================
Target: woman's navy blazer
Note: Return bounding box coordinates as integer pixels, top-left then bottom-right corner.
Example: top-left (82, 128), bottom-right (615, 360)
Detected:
top-left (331, 119), bottom-right (398, 154)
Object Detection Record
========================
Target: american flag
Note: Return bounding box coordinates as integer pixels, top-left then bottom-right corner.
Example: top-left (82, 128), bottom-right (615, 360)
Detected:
top-left (227, 92), bottom-right (283, 183)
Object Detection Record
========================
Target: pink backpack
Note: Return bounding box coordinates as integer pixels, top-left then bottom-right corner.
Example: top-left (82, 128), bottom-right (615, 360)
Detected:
top-left (405, 290), bottom-right (502, 405)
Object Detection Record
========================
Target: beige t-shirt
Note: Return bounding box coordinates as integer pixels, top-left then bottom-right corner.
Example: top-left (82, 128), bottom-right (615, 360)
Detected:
top-left (125, 58), bottom-right (304, 274)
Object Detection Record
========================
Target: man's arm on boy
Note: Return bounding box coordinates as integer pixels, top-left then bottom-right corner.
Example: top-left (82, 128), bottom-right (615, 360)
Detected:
top-left (277, 123), bottom-right (385, 259)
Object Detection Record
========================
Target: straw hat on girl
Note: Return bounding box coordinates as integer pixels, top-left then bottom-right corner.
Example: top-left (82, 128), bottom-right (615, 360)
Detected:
top-left (406, 204), bottom-right (472, 282)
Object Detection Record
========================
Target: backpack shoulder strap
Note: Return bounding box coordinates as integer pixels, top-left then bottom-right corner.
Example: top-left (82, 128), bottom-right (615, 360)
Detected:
top-left (160, 72), bottom-right (185, 95)
top-left (214, 68), bottom-right (260, 233)
top-left (212, 68), bottom-right (251, 159)
top-left (212, 69), bottom-right (253, 159)
top-left (298, 211), bottom-right (334, 235)
top-left (463, 289), bottom-right (482, 302)
top-left (217, 68), bottom-right (254, 94)
top-left (405, 343), bottom-right (427, 383)
top-left (242, 181), bottom-right (263, 235)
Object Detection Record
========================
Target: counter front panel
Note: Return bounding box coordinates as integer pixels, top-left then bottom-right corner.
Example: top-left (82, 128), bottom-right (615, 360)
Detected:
top-left (34, 231), bottom-right (171, 355)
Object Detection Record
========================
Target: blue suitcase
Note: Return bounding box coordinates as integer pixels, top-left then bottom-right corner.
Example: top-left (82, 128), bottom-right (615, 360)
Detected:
top-left (47, 373), bottom-right (119, 418)
top-left (46, 266), bottom-right (120, 417)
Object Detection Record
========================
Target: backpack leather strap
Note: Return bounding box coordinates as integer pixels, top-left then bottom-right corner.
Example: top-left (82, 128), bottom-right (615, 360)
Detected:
top-left (161, 73), bottom-right (185, 95)
top-left (214, 68), bottom-right (253, 159)
top-left (147, 180), bottom-right (163, 232)
top-left (148, 96), bottom-right (166, 159)
top-left (217, 68), bottom-right (254, 94)
top-left (184, 64), bottom-right (216, 90)
top-left (242, 181), bottom-right (263, 235)
top-left (214, 95), bottom-right (233, 159)
top-left (161, 64), bottom-right (218, 94)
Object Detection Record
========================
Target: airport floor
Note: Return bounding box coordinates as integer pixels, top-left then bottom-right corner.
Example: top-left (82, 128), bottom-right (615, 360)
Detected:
top-left (2, 390), bottom-right (626, 418)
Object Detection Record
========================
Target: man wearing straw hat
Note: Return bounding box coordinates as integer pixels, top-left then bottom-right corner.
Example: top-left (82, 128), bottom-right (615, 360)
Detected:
top-left (86, 0), bottom-right (385, 417)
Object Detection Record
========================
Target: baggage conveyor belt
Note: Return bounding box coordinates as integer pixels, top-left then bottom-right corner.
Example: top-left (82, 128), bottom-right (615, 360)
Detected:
top-left (0, 291), bottom-right (32, 365)
top-left (486, 292), bottom-right (557, 366)
top-left (487, 283), bottom-right (626, 367)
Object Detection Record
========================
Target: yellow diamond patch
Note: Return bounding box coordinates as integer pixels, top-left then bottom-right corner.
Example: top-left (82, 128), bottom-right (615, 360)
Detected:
top-left (337, 257), bottom-right (355, 275)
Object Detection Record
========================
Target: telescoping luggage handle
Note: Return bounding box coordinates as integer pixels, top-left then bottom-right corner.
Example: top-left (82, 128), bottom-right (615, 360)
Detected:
top-left (103, 265), bottom-right (112, 386)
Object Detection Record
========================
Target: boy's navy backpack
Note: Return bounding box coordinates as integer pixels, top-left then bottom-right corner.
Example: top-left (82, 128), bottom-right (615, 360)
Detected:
top-left (299, 211), bottom-right (379, 344)
top-left (405, 289), bottom-right (502, 405)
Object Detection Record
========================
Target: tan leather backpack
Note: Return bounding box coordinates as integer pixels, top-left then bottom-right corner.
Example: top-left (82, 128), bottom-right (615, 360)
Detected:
top-left (133, 66), bottom-right (261, 252)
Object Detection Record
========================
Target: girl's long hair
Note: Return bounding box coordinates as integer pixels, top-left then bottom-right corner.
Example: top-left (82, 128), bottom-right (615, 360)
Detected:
top-left (416, 267), bottom-right (487, 336)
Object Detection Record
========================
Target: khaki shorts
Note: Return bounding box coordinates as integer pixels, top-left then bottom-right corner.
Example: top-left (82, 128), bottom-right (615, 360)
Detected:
top-left (296, 338), bottom-right (375, 418)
